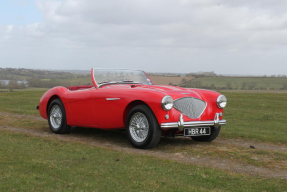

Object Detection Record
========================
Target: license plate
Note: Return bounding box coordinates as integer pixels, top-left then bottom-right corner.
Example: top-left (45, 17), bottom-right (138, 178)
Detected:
top-left (184, 127), bottom-right (210, 136)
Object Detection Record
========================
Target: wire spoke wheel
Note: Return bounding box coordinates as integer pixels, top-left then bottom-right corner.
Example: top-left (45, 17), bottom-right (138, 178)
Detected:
top-left (126, 105), bottom-right (162, 149)
top-left (50, 105), bottom-right (63, 129)
top-left (129, 112), bottom-right (149, 142)
top-left (48, 99), bottom-right (71, 134)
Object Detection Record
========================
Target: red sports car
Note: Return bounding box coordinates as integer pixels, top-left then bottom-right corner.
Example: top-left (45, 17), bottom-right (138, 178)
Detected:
top-left (38, 69), bottom-right (227, 149)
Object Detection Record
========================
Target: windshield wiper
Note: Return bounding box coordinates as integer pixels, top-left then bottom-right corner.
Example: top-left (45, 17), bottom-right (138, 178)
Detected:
top-left (119, 80), bottom-right (142, 84)
top-left (98, 81), bottom-right (110, 84)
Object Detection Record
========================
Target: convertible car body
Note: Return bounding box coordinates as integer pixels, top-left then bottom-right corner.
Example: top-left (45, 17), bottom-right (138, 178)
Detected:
top-left (38, 69), bottom-right (227, 149)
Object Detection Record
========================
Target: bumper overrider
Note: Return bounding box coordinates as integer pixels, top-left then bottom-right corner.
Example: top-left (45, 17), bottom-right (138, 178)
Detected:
top-left (161, 113), bottom-right (226, 131)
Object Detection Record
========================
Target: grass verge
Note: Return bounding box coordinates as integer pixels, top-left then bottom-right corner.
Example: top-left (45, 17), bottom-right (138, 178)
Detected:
top-left (0, 114), bottom-right (47, 129)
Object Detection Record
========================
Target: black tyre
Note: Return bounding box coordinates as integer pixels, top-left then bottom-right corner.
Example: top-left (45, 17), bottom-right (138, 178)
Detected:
top-left (47, 99), bottom-right (71, 134)
top-left (126, 105), bottom-right (162, 149)
top-left (191, 126), bottom-right (221, 142)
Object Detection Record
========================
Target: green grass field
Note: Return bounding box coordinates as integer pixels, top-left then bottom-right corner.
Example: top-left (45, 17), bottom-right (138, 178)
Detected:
top-left (0, 90), bottom-right (47, 115)
top-left (184, 76), bottom-right (287, 90)
top-left (1, 131), bottom-right (286, 192)
top-left (221, 92), bottom-right (287, 143)
top-left (0, 89), bottom-right (287, 191)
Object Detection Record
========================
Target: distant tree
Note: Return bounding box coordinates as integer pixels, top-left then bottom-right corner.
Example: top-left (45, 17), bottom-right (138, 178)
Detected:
top-left (241, 82), bottom-right (256, 90)
top-left (0, 81), bottom-right (4, 89)
top-left (241, 82), bottom-right (247, 90)
top-left (248, 82), bottom-right (257, 90)
top-left (191, 81), bottom-right (202, 88)
top-left (234, 82), bottom-right (239, 89)
top-left (181, 78), bottom-right (187, 84)
top-left (226, 82), bottom-right (232, 90)
top-left (19, 82), bottom-right (26, 89)
top-left (259, 87), bottom-right (266, 90)
top-left (8, 80), bottom-right (17, 92)
top-left (277, 74), bottom-right (286, 78)
top-left (28, 77), bottom-right (42, 87)
top-left (210, 84), bottom-right (216, 89)
top-left (47, 79), bottom-right (59, 88)
top-left (185, 73), bottom-right (194, 77)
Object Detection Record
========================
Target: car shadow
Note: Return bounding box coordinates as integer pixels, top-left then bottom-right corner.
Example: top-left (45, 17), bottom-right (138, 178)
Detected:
top-left (70, 126), bottom-right (129, 145)
top-left (67, 126), bottom-right (211, 150)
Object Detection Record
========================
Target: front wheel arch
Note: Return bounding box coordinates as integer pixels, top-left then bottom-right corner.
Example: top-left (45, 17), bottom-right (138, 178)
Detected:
top-left (123, 100), bottom-right (151, 126)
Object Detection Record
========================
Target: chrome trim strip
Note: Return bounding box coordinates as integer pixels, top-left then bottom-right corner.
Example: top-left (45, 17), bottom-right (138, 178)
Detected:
top-left (161, 120), bottom-right (226, 129)
top-left (106, 98), bottom-right (120, 101)
top-left (68, 88), bottom-right (93, 92)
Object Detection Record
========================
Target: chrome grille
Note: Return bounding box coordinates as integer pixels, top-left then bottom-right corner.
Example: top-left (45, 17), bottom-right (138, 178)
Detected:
top-left (173, 97), bottom-right (206, 119)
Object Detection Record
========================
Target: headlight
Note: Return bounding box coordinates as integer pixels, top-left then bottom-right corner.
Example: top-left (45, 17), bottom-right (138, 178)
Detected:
top-left (217, 95), bottom-right (227, 109)
top-left (161, 95), bottom-right (173, 110)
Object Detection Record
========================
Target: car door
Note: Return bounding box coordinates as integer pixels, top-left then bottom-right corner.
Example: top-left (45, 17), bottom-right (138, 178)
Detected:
top-left (67, 88), bottom-right (98, 126)
top-left (91, 87), bottom-right (128, 129)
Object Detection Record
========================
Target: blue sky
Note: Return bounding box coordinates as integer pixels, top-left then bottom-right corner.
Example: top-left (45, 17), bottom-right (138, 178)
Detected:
top-left (0, 0), bottom-right (42, 25)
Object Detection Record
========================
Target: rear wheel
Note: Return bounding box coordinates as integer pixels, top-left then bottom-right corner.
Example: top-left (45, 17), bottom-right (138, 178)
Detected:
top-left (48, 99), bottom-right (71, 134)
top-left (126, 105), bottom-right (162, 149)
top-left (191, 126), bottom-right (221, 142)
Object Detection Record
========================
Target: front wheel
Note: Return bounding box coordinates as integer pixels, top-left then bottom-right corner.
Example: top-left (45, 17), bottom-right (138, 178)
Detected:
top-left (126, 105), bottom-right (162, 149)
top-left (48, 99), bottom-right (71, 134)
top-left (191, 126), bottom-right (221, 142)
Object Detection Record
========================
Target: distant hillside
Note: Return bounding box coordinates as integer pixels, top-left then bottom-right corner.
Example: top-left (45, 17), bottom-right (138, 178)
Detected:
top-left (0, 68), bottom-right (89, 80)
top-left (0, 68), bottom-right (90, 90)
top-left (1, 68), bottom-right (287, 91)
top-left (182, 76), bottom-right (287, 90)
top-left (149, 75), bottom-right (194, 85)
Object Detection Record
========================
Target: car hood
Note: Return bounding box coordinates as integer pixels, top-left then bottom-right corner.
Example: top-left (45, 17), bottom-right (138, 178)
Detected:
top-left (135, 85), bottom-right (203, 100)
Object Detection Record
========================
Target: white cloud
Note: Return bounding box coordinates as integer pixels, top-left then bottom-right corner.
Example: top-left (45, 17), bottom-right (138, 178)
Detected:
top-left (1, 0), bottom-right (287, 75)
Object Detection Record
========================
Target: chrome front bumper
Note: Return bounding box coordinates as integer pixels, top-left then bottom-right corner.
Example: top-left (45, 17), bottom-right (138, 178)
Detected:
top-left (161, 113), bottom-right (226, 131)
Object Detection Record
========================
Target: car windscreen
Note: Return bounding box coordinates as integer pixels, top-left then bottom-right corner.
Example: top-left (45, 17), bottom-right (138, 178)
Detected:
top-left (93, 69), bottom-right (153, 87)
